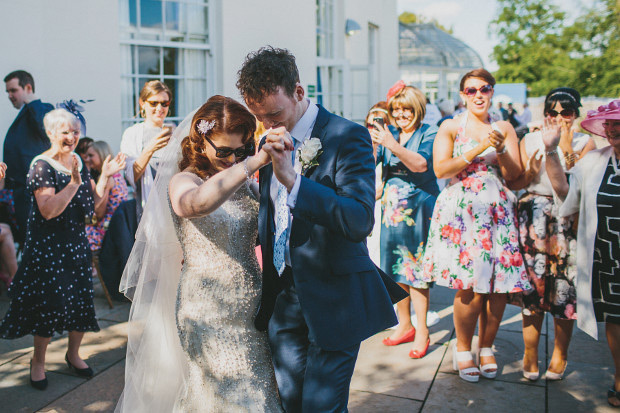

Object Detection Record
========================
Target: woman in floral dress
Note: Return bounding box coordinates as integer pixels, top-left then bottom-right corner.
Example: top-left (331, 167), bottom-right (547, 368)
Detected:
top-left (84, 140), bottom-right (129, 251)
top-left (372, 84), bottom-right (439, 359)
top-left (507, 88), bottom-right (595, 381)
top-left (423, 69), bottom-right (530, 382)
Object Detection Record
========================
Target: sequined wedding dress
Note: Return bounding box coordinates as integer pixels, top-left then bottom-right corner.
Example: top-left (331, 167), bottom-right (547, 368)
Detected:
top-left (171, 179), bottom-right (282, 412)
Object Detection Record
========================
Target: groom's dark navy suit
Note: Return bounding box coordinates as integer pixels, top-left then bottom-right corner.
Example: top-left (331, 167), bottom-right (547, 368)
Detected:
top-left (256, 105), bottom-right (406, 411)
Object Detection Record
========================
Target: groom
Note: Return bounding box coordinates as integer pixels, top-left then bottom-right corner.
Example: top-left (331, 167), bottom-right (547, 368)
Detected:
top-left (237, 47), bottom-right (406, 412)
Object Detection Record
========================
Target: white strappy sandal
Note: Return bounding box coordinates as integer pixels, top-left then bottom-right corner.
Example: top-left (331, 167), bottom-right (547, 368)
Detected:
top-left (479, 347), bottom-right (498, 379)
top-left (452, 342), bottom-right (480, 383)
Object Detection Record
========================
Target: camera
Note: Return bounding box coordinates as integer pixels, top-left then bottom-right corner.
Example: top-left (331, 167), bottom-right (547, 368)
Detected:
top-left (373, 117), bottom-right (385, 128)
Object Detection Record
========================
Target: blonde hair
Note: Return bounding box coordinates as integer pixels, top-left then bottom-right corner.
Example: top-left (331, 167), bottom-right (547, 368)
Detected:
top-left (388, 86), bottom-right (426, 130)
top-left (90, 141), bottom-right (113, 171)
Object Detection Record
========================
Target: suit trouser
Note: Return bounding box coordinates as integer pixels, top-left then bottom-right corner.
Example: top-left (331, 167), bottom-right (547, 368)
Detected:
top-left (268, 269), bottom-right (360, 413)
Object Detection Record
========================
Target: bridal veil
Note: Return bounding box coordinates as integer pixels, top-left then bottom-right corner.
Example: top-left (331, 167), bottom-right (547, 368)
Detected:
top-left (115, 110), bottom-right (196, 412)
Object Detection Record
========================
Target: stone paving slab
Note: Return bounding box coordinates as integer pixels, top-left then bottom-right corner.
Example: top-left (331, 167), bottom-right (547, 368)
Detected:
top-left (40, 359), bottom-right (125, 413)
top-left (0, 361), bottom-right (85, 413)
top-left (349, 390), bottom-right (423, 412)
top-left (351, 333), bottom-right (446, 401)
top-left (424, 371), bottom-right (546, 412)
top-left (547, 360), bottom-right (617, 413)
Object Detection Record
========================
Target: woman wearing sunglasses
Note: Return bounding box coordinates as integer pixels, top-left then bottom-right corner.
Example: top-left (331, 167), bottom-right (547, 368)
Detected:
top-left (120, 80), bottom-right (174, 219)
top-left (117, 96), bottom-right (282, 411)
top-left (507, 87), bottom-right (595, 381)
top-left (370, 85), bottom-right (439, 360)
top-left (423, 68), bottom-right (530, 382)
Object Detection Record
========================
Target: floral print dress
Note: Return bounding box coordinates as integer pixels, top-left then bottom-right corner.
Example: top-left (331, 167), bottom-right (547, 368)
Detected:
top-left (378, 124), bottom-right (439, 288)
top-left (423, 114), bottom-right (530, 293)
top-left (86, 173), bottom-right (128, 251)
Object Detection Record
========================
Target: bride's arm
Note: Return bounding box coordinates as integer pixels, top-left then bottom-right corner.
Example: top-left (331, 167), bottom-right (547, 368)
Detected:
top-left (169, 153), bottom-right (269, 218)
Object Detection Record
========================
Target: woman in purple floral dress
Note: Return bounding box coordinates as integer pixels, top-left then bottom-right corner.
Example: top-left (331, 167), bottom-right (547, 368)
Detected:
top-left (84, 141), bottom-right (129, 251)
top-left (423, 69), bottom-right (530, 383)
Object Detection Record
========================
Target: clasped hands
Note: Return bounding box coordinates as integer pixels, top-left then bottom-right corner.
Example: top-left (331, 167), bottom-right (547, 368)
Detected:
top-left (255, 127), bottom-right (297, 192)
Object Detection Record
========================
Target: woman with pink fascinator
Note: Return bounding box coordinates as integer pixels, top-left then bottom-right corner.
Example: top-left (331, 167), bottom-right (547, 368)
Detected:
top-left (544, 99), bottom-right (620, 407)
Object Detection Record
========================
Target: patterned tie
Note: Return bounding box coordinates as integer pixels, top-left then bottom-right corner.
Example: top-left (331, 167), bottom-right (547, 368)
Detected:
top-left (273, 180), bottom-right (289, 275)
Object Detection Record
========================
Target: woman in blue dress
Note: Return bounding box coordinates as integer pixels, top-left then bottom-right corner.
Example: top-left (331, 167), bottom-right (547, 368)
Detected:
top-left (371, 84), bottom-right (439, 359)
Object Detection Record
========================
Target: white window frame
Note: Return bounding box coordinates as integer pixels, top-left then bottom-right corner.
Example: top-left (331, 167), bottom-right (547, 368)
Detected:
top-left (118, 0), bottom-right (214, 129)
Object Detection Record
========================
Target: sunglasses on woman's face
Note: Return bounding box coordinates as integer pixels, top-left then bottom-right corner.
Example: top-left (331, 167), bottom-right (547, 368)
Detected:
top-left (463, 85), bottom-right (493, 96)
top-left (205, 136), bottom-right (255, 159)
top-left (547, 109), bottom-right (574, 118)
top-left (146, 100), bottom-right (170, 108)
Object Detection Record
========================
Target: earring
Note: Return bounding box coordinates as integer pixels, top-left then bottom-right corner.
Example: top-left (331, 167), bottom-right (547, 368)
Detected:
top-left (140, 107), bottom-right (145, 118)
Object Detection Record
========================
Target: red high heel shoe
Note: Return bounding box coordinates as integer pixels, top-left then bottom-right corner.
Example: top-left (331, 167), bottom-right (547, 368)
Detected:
top-left (409, 339), bottom-right (430, 359)
top-left (382, 327), bottom-right (416, 346)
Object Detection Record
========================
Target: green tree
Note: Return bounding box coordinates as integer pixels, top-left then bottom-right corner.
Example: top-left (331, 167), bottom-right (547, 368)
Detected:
top-left (561, 0), bottom-right (620, 96)
top-left (399, 12), bottom-right (453, 34)
top-left (490, 0), bottom-right (619, 97)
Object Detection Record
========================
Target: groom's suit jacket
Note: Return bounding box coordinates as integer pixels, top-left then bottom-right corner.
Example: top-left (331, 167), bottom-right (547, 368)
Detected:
top-left (256, 105), bottom-right (406, 351)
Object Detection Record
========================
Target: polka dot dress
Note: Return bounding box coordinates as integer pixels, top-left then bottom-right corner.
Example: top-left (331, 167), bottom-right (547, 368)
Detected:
top-left (0, 158), bottom-right (100, 338)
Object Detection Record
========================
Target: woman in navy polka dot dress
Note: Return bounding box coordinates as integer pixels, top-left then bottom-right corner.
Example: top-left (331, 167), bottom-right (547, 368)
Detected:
top-left (0, 109), bottom-right (126, 390)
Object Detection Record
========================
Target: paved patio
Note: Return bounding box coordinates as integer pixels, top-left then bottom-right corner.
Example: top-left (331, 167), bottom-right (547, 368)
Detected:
top-left (0, 280), bottom-right (616, 412)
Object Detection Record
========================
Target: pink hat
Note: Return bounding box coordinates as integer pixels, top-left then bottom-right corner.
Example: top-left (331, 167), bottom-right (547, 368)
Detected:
top-left (386, 80), bottom-right (406, 102)
top-left (580, 99), bottom-right (620, 138)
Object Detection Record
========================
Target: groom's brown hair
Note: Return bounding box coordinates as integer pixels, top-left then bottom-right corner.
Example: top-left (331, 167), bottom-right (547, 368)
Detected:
top-left (236, 46), bottom-right (300, 104)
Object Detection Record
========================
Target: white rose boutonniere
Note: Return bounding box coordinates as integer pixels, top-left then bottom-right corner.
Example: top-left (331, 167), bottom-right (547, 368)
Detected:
top-left (295, 138), bottom-right (322, 175)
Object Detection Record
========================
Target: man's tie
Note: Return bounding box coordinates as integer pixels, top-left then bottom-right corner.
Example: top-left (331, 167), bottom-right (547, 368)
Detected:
top-left (273, 138), bottom-right (298, 276)
top-left (273, 179), bottom-right (289, 275)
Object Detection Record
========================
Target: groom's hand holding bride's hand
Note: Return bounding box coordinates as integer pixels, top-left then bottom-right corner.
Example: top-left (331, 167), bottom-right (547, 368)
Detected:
top-left (263, 127), bottom-right (296, 192)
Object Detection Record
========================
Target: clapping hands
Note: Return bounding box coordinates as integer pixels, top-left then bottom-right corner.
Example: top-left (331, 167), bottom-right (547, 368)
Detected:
top-left (0, 162), bottom-right (6, 181)
top-left (101, 153), bottom-right (127, 179)
top-left (542, 117), bottom-right (562, 150)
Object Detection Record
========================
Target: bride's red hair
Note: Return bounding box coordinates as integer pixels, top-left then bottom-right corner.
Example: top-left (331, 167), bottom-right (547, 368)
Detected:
top-left (179, 95), bottom-right (257, 179)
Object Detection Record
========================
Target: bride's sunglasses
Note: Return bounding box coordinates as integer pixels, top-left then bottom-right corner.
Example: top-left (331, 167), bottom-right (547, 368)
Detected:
top-left (205, 136), bottom-right (255, 159)
top-left (463, 85), bottom-right (493, 96)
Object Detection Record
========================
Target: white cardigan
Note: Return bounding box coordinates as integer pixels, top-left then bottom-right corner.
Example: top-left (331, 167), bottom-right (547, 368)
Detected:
top-left (120, 122), bottom-right (155, 210)
top-left (558, 145), bottom-right (615, 339)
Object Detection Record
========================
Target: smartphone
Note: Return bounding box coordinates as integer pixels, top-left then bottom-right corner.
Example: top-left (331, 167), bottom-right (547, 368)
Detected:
top-left (373, 117), bottom-right (385, 128)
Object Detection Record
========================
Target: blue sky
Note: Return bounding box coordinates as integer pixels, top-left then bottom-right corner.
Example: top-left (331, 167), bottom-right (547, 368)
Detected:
top-left (397, 0), bottom-right (586, 71)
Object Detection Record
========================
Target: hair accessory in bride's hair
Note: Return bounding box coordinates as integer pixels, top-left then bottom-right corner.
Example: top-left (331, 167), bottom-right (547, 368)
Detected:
top-left (197, 119), bottom-right (216, 135)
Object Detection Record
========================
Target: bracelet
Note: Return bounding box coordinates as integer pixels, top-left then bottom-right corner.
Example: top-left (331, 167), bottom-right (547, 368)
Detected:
top-left (545, 148), bottom-right (558, 157)
top-left (461, 154), bottom-right (472, 165)
top-left (497, 146), bottom-right (508, 155)
top-left (242, 158), bottom-right (252, 181)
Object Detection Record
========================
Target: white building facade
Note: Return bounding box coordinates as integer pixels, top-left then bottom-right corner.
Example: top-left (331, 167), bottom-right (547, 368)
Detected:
top-left (0, 0), bottom-right (398, 156)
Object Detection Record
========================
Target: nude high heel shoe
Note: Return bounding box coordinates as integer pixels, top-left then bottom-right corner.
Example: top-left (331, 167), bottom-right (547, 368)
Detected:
top-left (545, 361), bottom-right (567, 381)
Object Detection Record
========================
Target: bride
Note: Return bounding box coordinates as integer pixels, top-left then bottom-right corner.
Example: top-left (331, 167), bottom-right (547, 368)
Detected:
top-left (116, 96), bottom-right (282, 412)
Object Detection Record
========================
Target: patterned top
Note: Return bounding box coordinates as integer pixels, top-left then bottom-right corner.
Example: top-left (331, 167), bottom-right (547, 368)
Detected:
top-left (86, 172), bottom-right (129, 251)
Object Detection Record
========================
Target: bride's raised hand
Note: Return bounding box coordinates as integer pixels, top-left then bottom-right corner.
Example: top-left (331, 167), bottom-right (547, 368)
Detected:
top-left (251, 146), bottom-right (271, 168)
top-left (542, 117), bottom-right (561, 150)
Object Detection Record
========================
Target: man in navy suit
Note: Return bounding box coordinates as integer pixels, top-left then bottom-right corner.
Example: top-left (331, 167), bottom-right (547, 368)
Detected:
top-left (237, 47), bottom-right (406, 412)
top-left (4, 70), bottom-right (53, 242)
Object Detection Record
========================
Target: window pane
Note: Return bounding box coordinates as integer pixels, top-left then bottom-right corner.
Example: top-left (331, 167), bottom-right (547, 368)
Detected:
top-left (163, 47), bottom-right (178, 76)
top-left (184, 49), bottom-right (206, 78)
top-left (140, 0), bottom-right (163, 30)
top-left (121, 77), bottom-right (136, 119)
top-left (163, 78), bottom-right (178, 118)
top-left (138, 46), bottom-right (160, 75)
top-left (165, 1), bottom-right (179, 31)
